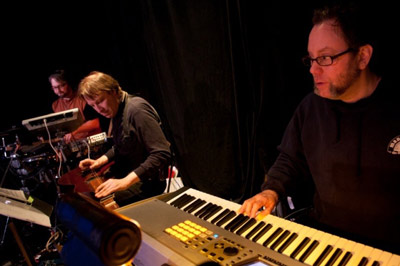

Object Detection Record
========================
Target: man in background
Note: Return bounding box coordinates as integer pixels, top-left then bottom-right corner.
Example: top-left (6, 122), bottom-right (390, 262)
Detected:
top-left (49, 69), bottom-right (109, 143)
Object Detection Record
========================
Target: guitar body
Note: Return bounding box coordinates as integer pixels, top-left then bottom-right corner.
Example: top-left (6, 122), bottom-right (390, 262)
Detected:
top-left (58, 162), bottom-right (119, 210)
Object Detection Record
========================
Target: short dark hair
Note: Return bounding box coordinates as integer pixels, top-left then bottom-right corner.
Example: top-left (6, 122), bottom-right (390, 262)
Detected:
top-left (312, 2), bottom-right (382, 75)
top-left (48, 69), bottom-right (80, 90)
top-left (48, 69), bottom-right (68, 84)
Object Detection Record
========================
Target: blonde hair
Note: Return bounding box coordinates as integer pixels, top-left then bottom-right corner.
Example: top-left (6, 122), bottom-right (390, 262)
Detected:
top-left (78, 71), bottom-right (123, 99)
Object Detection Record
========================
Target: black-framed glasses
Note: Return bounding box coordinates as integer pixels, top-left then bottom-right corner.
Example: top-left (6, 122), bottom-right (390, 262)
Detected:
top-left (52, 83), bottom-right (67, 90)
top-left (302, 48), bottom-right (356, 67)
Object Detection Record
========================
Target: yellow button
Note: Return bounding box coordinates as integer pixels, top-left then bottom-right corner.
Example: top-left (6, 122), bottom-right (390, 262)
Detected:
top-left (199, 233), bottom-right (207, 238)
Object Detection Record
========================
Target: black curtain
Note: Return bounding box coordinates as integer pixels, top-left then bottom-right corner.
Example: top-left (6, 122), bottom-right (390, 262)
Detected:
top-left (3, 1), bottom-right (395, 202)
top-left (113, 0), bottom-right (315, 201)
top-left (0, 0), bottom-right (318, 201)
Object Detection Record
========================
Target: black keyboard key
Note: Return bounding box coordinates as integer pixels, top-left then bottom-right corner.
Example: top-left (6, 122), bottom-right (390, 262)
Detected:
top-left (236, 218), bottom-right (257, 236)
top-left (203, 205), bottom-right (223, 220)
top-left (290, 237), bottom-right (310, 259)
top-left (270, 230), bottom-right (290, 250)
top-left (278, 232), bottom-right (298, 253)
top-left (313, 245), bottom-right (333, 266)
top-left (263, 227), bottom-right (283, 247)
top-left (325, 248), bottom-right (342, 266)
top-left (245, 221), bottom-right (265, 239)
top-left (252, 223), bottom-right (272, 242)
top-left (338, 251), bottom-right (352, 266)
top-left (211, 209), bottom-right (230, 224)
top-left (216, 211), bottom-right (236, 227)
top-left (194, 202), bottom-right (213, 217)
top-left (171, 194), bottom-right (196, 208)
top-left (229, 215), bottom-right (250, 232)
top-left (183, 198), bottom-right (202, 212)
top-left (225, 214), bottom-right (244, 231)
top-left (185, 199), bottom-right (206, 213)
top-left (358, 257), bottom-right (368, 266)
top-left (299, 240), bottom-right (319, 262)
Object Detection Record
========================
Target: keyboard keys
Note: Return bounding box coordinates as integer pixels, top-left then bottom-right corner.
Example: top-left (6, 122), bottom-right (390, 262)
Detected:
top-left (235, 217), bottom-right (257, 236)
top-left (210, 209), bottom-right (231, 224)
top-left (305, 233), bottom-right (339, 265)
top-left (252, 223), bottom-right (273, 242)
top-left (270, 229), bottom-right (290, 250)
top-left (332, 240), bottom-right (357, 266)
top-left (167, 189), bottom-right (399, 266)
top-left (215, 210), bottom-right (236, 227)
top-left (387, 253), bottom-right (400, 266)
top-left (343, 242), bottom-right (367, 266)
top-left (244, 221), bottom-right (266, 239)
top-left (283, 226), bottom-right (315, 258)
top-left (324, 237), bottom-right (349, 266)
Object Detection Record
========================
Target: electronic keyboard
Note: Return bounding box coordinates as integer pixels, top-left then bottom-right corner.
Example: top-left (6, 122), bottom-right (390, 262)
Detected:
top-left (117, 187), bottom-right (400, 266)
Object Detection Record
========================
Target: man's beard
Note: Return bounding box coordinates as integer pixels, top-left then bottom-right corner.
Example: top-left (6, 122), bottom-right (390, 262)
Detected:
top-left (314, 64), bottom-right (361, 98)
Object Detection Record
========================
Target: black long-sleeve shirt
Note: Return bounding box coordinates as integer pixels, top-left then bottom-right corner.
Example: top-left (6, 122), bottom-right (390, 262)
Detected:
top-left (105, 92), bottom-right (171, 182)
top-left (262, 79), bottom-right (400, 252)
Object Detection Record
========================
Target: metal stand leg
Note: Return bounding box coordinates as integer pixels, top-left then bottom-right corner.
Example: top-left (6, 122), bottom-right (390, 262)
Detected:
top-left (0, 216), bottom-right (9, 245)
top-left (8, 219), bottom-right (33, 266)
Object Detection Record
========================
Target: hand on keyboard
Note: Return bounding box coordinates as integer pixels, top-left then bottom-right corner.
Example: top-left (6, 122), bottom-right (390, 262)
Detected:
top-left (238, 189), bottom-right (279, 219)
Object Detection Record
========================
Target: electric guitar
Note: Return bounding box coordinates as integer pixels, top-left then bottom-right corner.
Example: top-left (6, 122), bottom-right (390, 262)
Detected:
top-left (58, 161), bottom-right (119, 210)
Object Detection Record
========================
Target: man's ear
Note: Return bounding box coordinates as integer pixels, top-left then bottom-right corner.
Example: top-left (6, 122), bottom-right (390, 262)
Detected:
top-left (358, 44), bottom-right (373, 70)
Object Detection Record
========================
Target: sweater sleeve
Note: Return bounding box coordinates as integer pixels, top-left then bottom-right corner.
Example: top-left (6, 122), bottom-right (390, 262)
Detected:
top-left (261, 96), bottom-right (313, 202)
top-left (129, 101), bottom-right (171, 181)
top-left (105, 146), bottom-right (115, 161)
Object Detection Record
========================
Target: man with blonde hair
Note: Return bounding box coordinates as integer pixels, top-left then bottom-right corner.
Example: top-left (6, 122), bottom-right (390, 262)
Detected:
top-left (78, 71), bottom-right (171, 206)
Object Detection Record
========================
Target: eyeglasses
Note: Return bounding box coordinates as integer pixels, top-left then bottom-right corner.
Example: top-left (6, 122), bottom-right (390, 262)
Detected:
top-left (302, 48), bottom-right (355, 67)
top-left (52, 83), bottom-right (67, 90)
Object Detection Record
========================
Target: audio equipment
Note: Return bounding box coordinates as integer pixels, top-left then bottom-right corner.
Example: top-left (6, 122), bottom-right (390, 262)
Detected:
top-left (22, 108), bottom-right (83, 136)
top-left (117, 187), bottom-right (400, 266)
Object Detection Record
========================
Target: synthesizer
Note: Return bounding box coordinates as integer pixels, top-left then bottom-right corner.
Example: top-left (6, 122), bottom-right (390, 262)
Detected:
top-left (116, 187), bottom-right (400, 266)
top-left (22, 108), bottom-right (83, 132)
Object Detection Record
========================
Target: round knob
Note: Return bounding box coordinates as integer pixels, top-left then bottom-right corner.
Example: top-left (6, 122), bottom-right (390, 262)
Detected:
top-left (223, 246), bottom-right (239, 256)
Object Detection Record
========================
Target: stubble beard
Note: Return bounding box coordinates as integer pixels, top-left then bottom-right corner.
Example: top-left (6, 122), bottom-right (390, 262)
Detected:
top-left (314, 63), bottom-right (361, 99)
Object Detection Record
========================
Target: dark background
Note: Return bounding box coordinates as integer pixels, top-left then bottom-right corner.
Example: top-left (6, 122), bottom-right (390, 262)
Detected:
top-left (1, 0), bottom-right (396, 202)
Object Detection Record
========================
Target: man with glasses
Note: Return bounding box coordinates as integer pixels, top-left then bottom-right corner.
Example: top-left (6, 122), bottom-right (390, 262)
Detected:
top-left (239, 3), bottom-right (400, 253)
top-left (49, 69), bottom-right (108, 143)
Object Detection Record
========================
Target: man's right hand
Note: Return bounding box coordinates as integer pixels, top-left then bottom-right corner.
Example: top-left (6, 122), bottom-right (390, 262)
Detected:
top-left (238, 189), bottom-right (279, 219)
top-left (79, 155), bottom-right (108, 170)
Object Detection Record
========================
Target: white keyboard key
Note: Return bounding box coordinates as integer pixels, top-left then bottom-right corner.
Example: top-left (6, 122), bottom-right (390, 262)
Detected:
top-left (387, 253), bottom-right (400, 266)
top-left (347, 244), bottom-right (373, 266)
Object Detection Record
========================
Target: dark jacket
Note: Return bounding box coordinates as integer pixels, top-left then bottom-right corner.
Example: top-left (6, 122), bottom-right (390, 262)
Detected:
top-left (262, 79), bottom-right (400, 252)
